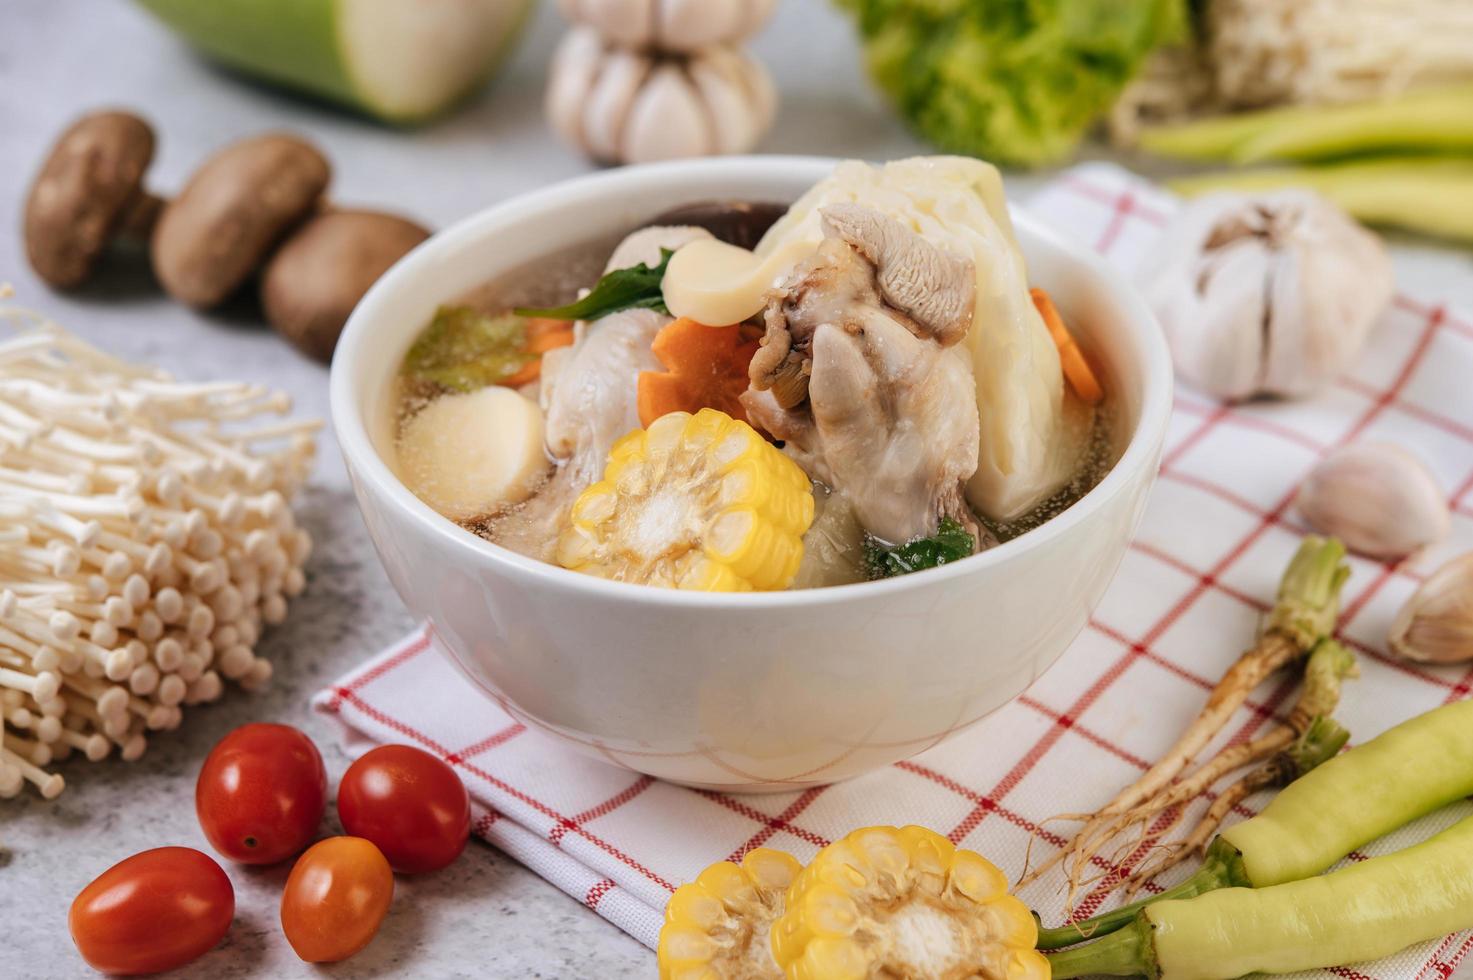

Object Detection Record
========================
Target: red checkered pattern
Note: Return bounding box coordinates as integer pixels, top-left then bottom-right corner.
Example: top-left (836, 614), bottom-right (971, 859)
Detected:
top-left (314, 164), bottom-right (1473, 977)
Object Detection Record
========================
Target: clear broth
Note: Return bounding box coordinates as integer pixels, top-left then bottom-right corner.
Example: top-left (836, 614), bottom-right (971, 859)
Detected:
top-left (395, 228), bottom-right (1123, 586)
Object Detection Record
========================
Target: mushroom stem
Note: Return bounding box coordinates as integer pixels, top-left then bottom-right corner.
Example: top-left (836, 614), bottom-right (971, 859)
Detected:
top-left (118, 191), bottom-right (164, 240)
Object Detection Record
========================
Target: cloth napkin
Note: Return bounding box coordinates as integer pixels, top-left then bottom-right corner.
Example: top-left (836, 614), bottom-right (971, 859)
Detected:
top-left (315, 164), bottom-right (1473, 979)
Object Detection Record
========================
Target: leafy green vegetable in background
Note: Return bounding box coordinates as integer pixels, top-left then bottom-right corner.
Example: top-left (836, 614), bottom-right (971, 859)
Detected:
top-left (515, 249), bottom-right (672, 321)
top-left (865, 518), bottom-right (976, 579)
top-left (402, 306), bottom-right (535, 392)
top-left (835, 0), bottom-right (1186, 167)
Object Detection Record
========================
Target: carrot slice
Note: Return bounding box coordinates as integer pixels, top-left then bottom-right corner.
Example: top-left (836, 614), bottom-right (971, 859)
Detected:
top-left (1031, 287), bottom-right (1103, 404)
top-left (526, 328), bottom-right (575, 354)
top-left (524, 317), bottom-right (573, 338)
top-left (501, 358), bottom-right (541, 387)
top-left (636, 371), bottom-right (690, 427)
top-left (637, 317), bottom-right (758, 428)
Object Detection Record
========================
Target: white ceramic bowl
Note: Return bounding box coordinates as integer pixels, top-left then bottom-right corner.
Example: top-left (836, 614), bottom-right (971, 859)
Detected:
top-left (331, 156), bottom-right (1172, 792)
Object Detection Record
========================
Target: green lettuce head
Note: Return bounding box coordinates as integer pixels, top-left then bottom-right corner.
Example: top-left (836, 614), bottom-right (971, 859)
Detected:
top-left (837, 0), bottom-right (1186, 167)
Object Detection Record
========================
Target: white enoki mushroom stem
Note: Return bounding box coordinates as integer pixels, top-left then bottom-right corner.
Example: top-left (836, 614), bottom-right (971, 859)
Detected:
top-left (0, 305), bottom-right (316, 796)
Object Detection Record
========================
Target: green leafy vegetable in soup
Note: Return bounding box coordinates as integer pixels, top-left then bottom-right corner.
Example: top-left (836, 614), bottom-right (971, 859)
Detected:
top-left (515, 249), bottom-right (671, 321)
top-left (403, 306), bottom-right (536, 392)
top-left (865, 518), bottom-right (975, 579)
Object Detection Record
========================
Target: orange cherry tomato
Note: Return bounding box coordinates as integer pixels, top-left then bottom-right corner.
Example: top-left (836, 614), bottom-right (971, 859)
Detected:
top-left (196, 722), bottom-right (327, 864)
top-left (69, 847), bottom-right (234, 975)
top-left (280, 837), bottom-right (394, 963)
top-left (338, 744), bottom-right (472, 873)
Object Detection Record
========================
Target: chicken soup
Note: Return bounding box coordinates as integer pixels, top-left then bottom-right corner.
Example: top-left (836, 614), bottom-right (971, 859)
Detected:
top-left (392, 157), bottom-right (1119, 591)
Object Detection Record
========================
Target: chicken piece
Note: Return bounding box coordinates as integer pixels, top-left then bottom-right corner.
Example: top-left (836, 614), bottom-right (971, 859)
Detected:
top-left (541, 223), bottom-right (711, 463)
top-left (742, 205), bottom-right (982, 547)
top-left (490, 227), bottom-right (704, 561)
top-left (603, 224), bottom-right (710, 274)
top-left (747, 205), bottom-right (974, 409)
top-left (542, 307), bottom-right (666, 463)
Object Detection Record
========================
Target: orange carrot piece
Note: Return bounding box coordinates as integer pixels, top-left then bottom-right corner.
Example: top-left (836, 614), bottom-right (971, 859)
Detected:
top-left (527, 328), bottom-right (575, 354)
top-left (637, 317), bottom-right (757, 428)
top-left (501, 358), bottom-right (540, 387)
top-left (1031, 287), bottom-right (1103, 404)
top-left (524, 317), bottom-right (573, 338)
top-left (636, 372), bottom-right (690, 428)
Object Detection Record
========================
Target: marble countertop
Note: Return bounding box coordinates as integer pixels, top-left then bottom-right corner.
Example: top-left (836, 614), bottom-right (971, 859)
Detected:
top-left (2, 3), bottom-right (1470, 979)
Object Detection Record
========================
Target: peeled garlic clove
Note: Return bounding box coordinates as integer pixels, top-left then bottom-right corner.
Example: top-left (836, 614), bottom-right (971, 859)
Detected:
top-left (1389, 554), bottom-right (1473, 665)
top-left (1141, 190), bottom-right (1393, 402)
top-left (1296, 443), bottom-right (1449, 559)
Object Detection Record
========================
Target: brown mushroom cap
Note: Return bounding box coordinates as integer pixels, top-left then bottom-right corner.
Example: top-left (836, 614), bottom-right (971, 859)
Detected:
top-left (648, 200), bottom-right (787, 250)
top-left (261, 210), bottom-right (430, 363)
top-left (152, 133), bottom-right (330, 309)
top-left (24, 111), bottom-right (156, 288)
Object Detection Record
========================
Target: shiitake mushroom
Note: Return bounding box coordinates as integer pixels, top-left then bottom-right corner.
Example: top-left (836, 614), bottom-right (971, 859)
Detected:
top-left (647, 200), bottom-right (787, 250)
top-left (262, 210), bottom-right (430, 363)
top-left (151, 134), bottom-right (331, 309)
top-left (23, 111), bottom-right (164, 288)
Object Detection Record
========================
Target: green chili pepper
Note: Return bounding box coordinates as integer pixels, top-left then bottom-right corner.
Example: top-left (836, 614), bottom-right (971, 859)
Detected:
top-left (1049, 814), bottom-right (1473, 979)
top-left (1039, 696), bottom-right (1473, 948)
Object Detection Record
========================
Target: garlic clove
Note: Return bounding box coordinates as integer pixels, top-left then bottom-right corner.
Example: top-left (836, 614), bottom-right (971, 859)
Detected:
top-left (1296, 442), bottom-right (1449, 559)
top-left (545, 27), bottom-right (605, 155)
top-left (660, 0), bottom-right (739, 51)
top-left (1168, 236), bottom-right (1273, 400)
top-left (689, 51), bottom-right (757, 155)
top-left (590, 0), bottom-right (655, 50)
top-left (622, 63), bottom-right (714, 164)
top-left (583, 47), bottom-right (652, 163)
top-left (1389, 553), bottom-right (1473, 665)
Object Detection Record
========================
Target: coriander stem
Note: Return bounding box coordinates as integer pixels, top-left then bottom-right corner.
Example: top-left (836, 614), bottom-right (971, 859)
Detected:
top-left (1268, 536), bottom-right (1350, 648)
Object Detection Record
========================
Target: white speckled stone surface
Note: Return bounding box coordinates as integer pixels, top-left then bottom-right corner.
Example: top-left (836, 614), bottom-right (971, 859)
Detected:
top-left (2, 2), bottom-right (1471, 978)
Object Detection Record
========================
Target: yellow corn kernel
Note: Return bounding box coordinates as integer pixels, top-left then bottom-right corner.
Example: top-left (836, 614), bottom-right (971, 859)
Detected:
top-left (659, 848), bottom-right (804, 980)
top-left (557, 409), bottom-right (815, 591)
top-left (773, 826), bottom-right (1050, 980)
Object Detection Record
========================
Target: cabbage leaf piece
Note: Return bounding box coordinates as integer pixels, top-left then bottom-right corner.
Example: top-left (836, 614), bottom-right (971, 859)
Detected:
top-left (402, 306), bottom-right (533, 392)
top-left (836, 0), bottom-right (1186, 167)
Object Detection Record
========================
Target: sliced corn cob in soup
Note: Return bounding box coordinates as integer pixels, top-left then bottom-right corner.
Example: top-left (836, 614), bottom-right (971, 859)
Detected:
top-left (391, 156), bottom-right (1119, 591)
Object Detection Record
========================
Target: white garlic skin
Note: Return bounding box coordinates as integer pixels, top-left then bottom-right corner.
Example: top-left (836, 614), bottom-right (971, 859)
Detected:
top-left (557, 0), bottom-right (777, 52)
top-left (1141, 190), bottom-right (1393, 402)
top-left (546, 27), bottom-right (776, 165)
top-left (1389, 553), bottom-right (1473, 665)
top-left (1296, 443), bottom-right (1449, 559)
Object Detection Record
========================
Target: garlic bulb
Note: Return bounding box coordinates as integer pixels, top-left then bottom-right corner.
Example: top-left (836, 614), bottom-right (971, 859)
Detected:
top-left (1141, 190), bottom-right (1393, 401)
top-left (557, 0), bottom-right (777, 53)
top-left (546, 27), bottom-right (776, 165)
top-left (1296, 443), bottom-right (1450, 559)
top-left (1389, 553), bottom-right (1473, 665)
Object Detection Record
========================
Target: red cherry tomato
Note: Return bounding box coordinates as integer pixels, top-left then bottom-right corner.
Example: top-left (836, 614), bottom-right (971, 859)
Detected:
top-left (69, 847), bottom-right (234, 975)
top-left (338, 744), bottom-right (471, 873)
top-left (196, 722), bottom-right (327, 864)
top-left (280, 836), bottom-right (394, 962)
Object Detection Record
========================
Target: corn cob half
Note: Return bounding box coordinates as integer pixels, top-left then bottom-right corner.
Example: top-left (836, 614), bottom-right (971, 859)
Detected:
top-left (659, 847), bottom-right (803, 980)
top-left (772, 826), bottom-right (1049, 980)
top-left (557, 409), bottom-right (814, 591)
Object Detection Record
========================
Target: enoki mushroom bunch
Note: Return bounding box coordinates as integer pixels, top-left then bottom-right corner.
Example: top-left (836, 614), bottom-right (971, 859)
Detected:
top-left (0, 301), bottom-right (320, 799)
